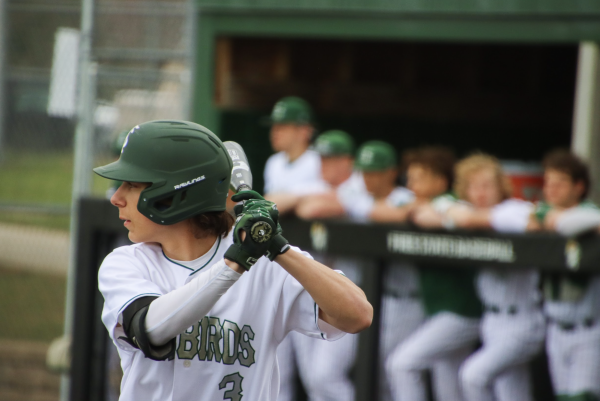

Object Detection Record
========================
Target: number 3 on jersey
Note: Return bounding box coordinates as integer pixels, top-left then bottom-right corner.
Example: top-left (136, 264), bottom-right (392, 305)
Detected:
top-left (219, 372), bottom-right (244, 401)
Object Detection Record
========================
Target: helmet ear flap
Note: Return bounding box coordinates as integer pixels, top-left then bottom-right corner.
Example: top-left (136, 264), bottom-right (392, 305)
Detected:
top-left (148, 190), bottom-right (188, 213)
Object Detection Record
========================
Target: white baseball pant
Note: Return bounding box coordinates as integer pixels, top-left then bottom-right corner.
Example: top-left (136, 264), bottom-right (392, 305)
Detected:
top-left (460, 310), bottom-right (545, 401)
top-left (546, 320), bottom-right (600, 398)
top-left (386, 312), bottom-right (480, 401)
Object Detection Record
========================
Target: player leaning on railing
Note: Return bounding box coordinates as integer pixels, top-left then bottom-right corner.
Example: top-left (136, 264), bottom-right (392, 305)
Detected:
top-left (382, 147), bottom-right (484, 401)
top-left (529, 150), bottom-right (600, 401)
top-left (412, 153), bottom-right (545, 401)
top-left (93, 120), bottom-right (372, 401)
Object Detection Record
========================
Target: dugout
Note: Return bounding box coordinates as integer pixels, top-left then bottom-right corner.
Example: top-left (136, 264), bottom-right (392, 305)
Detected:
top-left (190, 1), bottom-right (600, 198)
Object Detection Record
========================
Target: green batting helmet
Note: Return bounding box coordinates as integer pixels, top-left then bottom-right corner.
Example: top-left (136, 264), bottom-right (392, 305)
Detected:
top-left (263, 96), bottom-right (314, 125)
top-left (93, 120), bottom-right (233, 225)
top-left (112, 130), bottom-right (130, 157)
top-left (355, 141), bottom-right (397, 171)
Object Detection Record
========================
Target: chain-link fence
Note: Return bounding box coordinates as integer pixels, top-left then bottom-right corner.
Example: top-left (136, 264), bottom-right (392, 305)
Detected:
top-left (0, 1), bottom-right (191, 399)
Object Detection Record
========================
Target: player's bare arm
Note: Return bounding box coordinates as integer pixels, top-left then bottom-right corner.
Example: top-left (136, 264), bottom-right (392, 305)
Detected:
top-left (265, 192), bottom-right (303, 215)
top-left (295, 192), bottom-right (345, 220)
top-left (370, 201), bottom-right (415, 222)
top-left (410, 204), bottom-right (445, 228)
top-left (227, 189), bottom-right (372, 333)
top-left (275, 249), bottom-right (373, 334)
top-left (445, 206), bottom-right (492, 229)
top-left (526, 214), bottom-right (542, 231)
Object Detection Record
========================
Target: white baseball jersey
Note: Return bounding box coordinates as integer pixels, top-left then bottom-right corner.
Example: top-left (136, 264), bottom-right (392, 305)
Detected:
top-left (337, 173), bottom-right (414, 221)
top-left (481, 198), bottom-right (539, 308)
top-left (99, 233), bottom-right (344, 401)
top-left (263, 150), bottom-right (325, 195)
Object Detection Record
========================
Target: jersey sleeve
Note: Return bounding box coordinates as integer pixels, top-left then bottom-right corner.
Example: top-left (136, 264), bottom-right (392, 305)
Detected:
top-left (263, 155), bottom-right (277, 194)
top-left (98, 247), bottom-right (165, 351)
top-left (336, 180), bottom-right (374, 221)
top-left (274, 247), bottom-right (346, 342)
top-left (387, 187), bottom-right (415, 207)
top-left (490, 199), bottom-right (534, 233)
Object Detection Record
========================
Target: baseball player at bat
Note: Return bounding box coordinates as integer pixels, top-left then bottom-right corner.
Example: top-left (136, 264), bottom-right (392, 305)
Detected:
top-left (94, 120), bottom-right (372, 401)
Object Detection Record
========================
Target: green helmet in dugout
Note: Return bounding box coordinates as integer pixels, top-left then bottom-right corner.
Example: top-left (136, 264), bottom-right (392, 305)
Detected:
top-left (354, 140), bottom-right (397, 171)
top-left (94, 120), bottom-right (233, 225)
top-left (263, 96), bottom-right (315, 126)
top-left (314, 130), bottom-right (355, 157)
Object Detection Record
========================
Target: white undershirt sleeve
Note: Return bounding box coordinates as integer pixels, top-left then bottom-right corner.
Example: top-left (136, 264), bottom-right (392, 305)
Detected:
top-left (555, 207), bottom-right (600, 237)
top-left (144, 259), bottom-right (241, 345)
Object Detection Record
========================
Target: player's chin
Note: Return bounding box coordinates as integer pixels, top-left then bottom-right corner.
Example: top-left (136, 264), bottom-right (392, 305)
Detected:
top-left (127, 231), bottom-right (143, 244)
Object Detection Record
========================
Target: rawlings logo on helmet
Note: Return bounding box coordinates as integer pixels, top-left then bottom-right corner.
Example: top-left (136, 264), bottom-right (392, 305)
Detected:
top-left (174, 175), bottom-right (206, 190)
top-left (121, 125), bottom-right (140, 154)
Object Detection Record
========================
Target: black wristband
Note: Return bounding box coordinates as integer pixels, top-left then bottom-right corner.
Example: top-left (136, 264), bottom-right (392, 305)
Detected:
top-left (224, 243), bottom-right (259, 270)
top-left (266, 234), bottom-right (290, 261)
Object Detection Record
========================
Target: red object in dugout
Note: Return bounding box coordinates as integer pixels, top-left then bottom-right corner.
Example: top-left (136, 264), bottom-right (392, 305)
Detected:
top-left (502, 161), bottom-right (544, 202)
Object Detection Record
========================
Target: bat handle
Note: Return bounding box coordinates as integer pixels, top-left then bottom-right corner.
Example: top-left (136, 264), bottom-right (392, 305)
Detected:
top-left (237, 184), bottom-right (252, 193)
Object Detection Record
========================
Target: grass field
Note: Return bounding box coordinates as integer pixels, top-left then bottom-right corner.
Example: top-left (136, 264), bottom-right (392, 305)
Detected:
top-left (0, 151), bottom-right (112, 231)
top-left (0, 268), bottom-right (66, 342)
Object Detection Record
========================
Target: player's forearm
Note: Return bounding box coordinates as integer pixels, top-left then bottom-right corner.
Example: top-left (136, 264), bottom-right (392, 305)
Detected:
top-left (264, 193), bottom-right (301, 215)
top-left (144, 260), bottom-right (242, 345)
top-left (296, 196), bottom-right (345, 219)
top-left (449, 209), bottom-right (492, 229)
top-left (275, 249), bottom-right (373, 334)
top-left (370, 203), bottom-right (411, 222)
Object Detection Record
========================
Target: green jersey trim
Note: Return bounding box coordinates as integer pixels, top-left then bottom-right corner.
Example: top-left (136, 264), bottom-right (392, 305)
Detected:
top-left (161, 236), bottom-right (222, 275)
top-left (189, 236), bottom-right (222, 277)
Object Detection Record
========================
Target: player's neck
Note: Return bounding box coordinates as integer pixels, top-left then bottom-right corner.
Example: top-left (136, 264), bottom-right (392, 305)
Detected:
top-left (160, 228), bottom-right (219, 261)
top-left (285, 145), bottom-right (308, 163)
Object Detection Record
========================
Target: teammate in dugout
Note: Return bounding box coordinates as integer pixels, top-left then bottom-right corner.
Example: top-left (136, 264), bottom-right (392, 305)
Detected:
top-left (263, 96), bottom-right (324, 215)
top-left (93, 120), bottom-right (372, 401)
top-left (294, 129), bottom-right (361, 219)
top-left (527, 150), bottom-right (600, 401)
top-left (383, 147), bottom-right (483, 401)
top-left (411, 153), bottom-right (545, 401)
top-left (340, 140), bottom-right (414, 221)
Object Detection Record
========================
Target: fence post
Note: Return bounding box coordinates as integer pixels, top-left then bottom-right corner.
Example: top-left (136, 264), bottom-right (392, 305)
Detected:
top-left (354, 259), bottom-right (384, 400)
top-left (0, 0), bottom-right (7, 163)
top-left (572, 42), bottom-right (600, 203)
top-left (62, 0), bottom-right (96, 400)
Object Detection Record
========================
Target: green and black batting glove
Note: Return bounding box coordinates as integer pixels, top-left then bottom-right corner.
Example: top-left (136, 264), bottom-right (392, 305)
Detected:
top-left (224, 207), bottom-right (277, 270)
top-left (244, 203), bottom-right (289, 261)
top-left (231, 190), bottom-right (265, 217)
top-left (266, 232), bottom-right (290, 262)
top-left (231, 190), bottom-right (290, 262)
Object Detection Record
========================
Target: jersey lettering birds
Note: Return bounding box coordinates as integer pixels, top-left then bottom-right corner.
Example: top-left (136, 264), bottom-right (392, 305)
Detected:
top-left (98, 232), bottom-right (344, 401)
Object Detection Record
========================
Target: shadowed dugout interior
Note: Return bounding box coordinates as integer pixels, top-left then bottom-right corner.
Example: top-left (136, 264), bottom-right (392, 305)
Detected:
top-left (214, 38), bottom-right (577, 193)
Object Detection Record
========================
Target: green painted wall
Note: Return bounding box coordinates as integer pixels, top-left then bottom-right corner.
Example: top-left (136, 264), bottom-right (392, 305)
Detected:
top-left (196, 0), bottom-right (600, 15)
